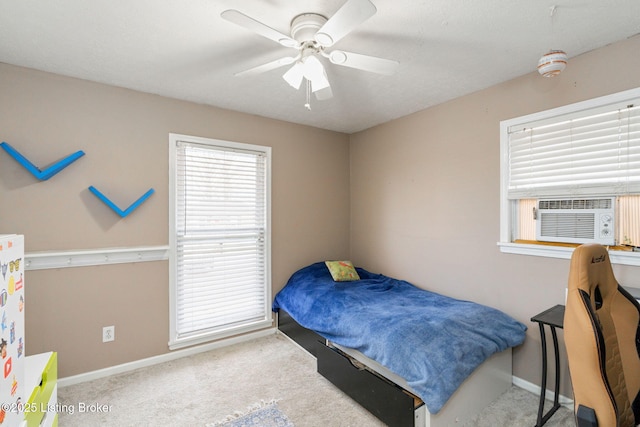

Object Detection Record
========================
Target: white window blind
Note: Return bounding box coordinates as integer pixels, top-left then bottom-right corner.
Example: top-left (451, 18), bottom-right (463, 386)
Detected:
top-left (499, 88), bottom-right (640, 265)
top-left (507, 101), bottom-right (640, 199)
top-left (169, 135), bottom-right (271, 349)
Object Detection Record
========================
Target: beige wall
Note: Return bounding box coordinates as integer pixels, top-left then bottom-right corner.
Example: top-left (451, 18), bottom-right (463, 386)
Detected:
top-left (349, 34), bottom-right (640, 397)
top-left (2, 34), bottom-right (639, 393)
top-left (0, 63), bottom-right (351, 377)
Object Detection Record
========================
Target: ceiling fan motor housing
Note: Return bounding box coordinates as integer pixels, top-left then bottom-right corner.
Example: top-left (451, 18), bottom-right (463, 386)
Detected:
top-left (291, 13), bottom-right (327, 43)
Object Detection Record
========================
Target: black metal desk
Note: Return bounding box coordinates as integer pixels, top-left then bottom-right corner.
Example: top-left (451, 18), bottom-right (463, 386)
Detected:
top-left (530, 304), bottom-right (565, 427)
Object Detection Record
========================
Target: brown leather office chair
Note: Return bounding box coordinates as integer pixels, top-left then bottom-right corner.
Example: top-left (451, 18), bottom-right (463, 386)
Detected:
top-left (564, 243), bottom-right (640, 427)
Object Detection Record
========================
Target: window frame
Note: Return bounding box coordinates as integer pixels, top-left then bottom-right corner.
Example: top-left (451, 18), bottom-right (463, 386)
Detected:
top-left (498, 87), bottom-right (640, 266)
top-left (168, 133), bottom-right (272, 350)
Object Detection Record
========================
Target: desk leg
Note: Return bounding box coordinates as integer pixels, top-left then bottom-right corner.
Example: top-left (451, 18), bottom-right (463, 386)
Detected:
top-left (550, 326), bottom-right (561, 411)
top-left (536, 323), bottom-right (548, 427)
top-left (535, 324), bottom-right (562, 427)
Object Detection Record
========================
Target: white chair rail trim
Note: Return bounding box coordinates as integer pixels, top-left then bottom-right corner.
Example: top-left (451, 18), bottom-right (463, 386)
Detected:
top-left (25, 245), bottom-right (169, 270)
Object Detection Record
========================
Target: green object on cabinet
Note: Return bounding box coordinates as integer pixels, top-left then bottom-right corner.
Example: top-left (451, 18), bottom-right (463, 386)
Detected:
top-left (24, 352), bottom-right (57, 427)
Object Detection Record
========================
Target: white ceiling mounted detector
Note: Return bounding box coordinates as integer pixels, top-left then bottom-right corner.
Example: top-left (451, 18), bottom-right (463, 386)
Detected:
top-left (537, 5), bottom-right (568, 77)
top-left (221, 0), bottom-right (399, 110)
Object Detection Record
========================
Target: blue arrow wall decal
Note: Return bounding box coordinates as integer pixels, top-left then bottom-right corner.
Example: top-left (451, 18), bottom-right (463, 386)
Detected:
top-left (1, 141), bottom-right (85, 180)
top-left (88, 186), bottom-right (155, 218)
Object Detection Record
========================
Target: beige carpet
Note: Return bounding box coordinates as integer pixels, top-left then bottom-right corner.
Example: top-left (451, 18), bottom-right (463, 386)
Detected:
top-left (58, 333), bottom-right (575, 426)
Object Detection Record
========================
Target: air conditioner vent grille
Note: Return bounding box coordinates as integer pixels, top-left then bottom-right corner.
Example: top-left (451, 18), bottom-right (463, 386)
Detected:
top-left (538, 198), bottom-right (613, 210)
top-left (540, 213), bottom-right (595, 239)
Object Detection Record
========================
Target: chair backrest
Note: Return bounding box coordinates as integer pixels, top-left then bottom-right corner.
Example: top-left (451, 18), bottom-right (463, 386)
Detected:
top-left (564, 243), bottom-right (640, 427)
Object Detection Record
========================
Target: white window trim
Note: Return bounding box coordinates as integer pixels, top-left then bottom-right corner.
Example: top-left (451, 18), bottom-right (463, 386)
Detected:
top-left (499, 87), bottom-right (640, 266)
top-left (497, 241), bottom-right (640, 267)
top-left (168, 133), bottom-right (272, 350)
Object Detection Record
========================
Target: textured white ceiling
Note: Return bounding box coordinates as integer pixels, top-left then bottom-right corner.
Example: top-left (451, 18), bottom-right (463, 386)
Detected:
top-left (0, 0), bottom-right (639, 134)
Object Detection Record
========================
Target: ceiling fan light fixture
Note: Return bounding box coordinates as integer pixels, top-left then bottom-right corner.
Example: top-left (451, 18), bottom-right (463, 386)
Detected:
top-left (310, 73), bottom-right (330, 93)
top-left (283, 56), bottom-right (330, 93)
top-left (301, 56), bottom-right (331, 92)
top-left (537, 49), bottom-right (568, 77)
top-left (314, 86), bottom-right (333, 101)
top-left (283, 62), bottom-right (305, 89)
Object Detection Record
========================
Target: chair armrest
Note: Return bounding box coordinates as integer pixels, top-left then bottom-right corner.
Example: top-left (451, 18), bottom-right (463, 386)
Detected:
top-left (576, 404), bottom-right (598, 427)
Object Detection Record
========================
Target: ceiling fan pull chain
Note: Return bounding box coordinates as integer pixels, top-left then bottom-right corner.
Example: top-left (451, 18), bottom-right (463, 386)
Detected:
top-left (305, 79), bottom-right (312, 110)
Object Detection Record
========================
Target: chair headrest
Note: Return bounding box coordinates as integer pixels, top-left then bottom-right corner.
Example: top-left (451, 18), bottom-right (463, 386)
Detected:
top-left (568, 243), bottom-right (618, 305)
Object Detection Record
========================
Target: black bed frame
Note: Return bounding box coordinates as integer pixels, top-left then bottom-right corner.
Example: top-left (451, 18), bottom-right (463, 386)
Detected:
top-left (278, 310), bottom-right (422, 427)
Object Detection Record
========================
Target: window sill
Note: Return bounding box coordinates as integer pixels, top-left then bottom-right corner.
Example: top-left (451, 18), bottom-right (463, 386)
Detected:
top-left (497, 241), bottom-right (640, 267)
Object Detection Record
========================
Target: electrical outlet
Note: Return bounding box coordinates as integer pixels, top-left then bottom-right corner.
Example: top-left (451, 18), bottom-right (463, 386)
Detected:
top-left (102, 326), bottom-right (115, 343)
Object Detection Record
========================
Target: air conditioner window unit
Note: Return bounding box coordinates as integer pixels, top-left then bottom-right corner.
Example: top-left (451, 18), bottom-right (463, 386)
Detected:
top-left (535, 197), bottom-right (615, 245)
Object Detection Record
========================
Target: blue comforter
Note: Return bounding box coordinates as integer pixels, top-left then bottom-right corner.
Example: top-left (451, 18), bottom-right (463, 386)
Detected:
top-left (272, 262), bottom-right (527, 414)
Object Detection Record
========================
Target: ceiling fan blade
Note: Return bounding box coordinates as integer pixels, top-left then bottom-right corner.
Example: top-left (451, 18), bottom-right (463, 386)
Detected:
top-left (314, 0), bottom-right (377, 47)
top-left (328, 50), bottom-right (399, 75)
top-left (221, 9), bottom-right (300, 48)
top-left (235, 56), bottom-right (298, 77)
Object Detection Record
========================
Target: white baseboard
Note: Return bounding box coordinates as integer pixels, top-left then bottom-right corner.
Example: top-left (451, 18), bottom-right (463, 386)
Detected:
top-left (58, 328), bottom-right (276, 388)
top-left (512, 375), bottom-right (574, 409)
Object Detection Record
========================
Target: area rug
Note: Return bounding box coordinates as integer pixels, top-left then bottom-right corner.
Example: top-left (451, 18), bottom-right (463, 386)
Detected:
top-left (207, 400), bottom-right (294, 427)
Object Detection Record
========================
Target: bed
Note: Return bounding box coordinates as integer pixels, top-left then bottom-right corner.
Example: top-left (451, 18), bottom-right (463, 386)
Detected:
top-left (273, 262), bottom-right (527, 427)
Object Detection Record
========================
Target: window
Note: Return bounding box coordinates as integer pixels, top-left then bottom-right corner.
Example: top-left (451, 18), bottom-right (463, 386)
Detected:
top-left (499, 87), bottom-right (640, 266)
top-left (169, 134), bottom-right (272, 349)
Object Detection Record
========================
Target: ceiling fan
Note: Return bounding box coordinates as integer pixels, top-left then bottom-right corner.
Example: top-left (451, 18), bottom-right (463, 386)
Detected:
top-left (221, 0), bottom-right (399, 109)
